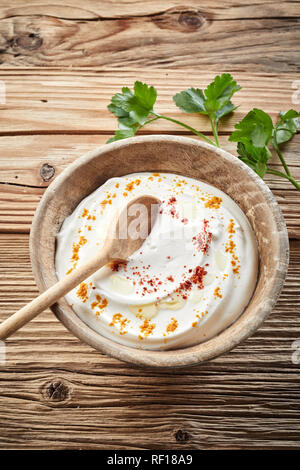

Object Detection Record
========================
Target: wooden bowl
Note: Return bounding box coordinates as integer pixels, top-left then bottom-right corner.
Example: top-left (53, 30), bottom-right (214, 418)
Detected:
top-left (30, 136), bottom-right (289, 368)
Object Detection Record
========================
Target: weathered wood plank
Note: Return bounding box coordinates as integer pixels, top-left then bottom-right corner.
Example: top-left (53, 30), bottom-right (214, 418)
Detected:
top-left (0, 234), bottom-right (299, 449)
top-left (0, 3), bottom-right (299, 70)
top-left (0, 1), bottom-right (299, 450)
top-left (1, 134), bottom-right (299, 187)
top-left (0, 70), bottom-right (298, 133)
top-left (0, 1), bottom-right (299, 20)
top-left (0, 134), bottom-right (299, 236)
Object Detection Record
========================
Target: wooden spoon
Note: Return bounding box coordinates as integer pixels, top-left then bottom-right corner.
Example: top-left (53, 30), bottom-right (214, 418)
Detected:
top-left (0, 195), bottom-right (160, 340)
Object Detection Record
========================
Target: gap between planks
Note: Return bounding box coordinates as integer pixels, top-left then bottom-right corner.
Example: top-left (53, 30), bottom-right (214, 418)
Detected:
top-left (0, 1), bottom-right (299, 21)
top-left (0, 234), bottom-right (299, 449)
top-left (0, 133), bottom-right (299, 237)
top-left (0, 5), bottom-right (299, 71)
top-left (0, 70), bottom-right (299, 133)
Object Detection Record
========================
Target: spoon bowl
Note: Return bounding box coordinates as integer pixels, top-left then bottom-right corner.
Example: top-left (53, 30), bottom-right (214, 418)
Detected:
top-left (110, 195), bottom-right (160, 259)
top-left (0, 195), bottom-right (159, 340)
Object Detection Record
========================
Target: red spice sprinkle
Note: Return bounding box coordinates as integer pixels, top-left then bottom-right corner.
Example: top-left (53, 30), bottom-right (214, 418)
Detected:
top-left (110, 260), bottom-right (128, 272)
top-left (176, 266), bottom-right (207, 296)
top-left (167, 196), bottom-right (179, 219)
top-left (178, 279), bottom-right (192, 293)
top-left (167, 275), bottom-right (174, 282)
top-left (190, 266), bottom-right (207, 290)
top-left (193, 219), bottom-right (212, 254)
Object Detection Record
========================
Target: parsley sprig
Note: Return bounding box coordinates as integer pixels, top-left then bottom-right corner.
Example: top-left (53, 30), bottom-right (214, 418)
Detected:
top-left (173, 73), bottom-right (241, 147)
top-left (107, 75), bottom-right (300, 192)
top-left (229, 108), bottom-right (300, 190)
top-left (107, 75), bottom-right (240, 147)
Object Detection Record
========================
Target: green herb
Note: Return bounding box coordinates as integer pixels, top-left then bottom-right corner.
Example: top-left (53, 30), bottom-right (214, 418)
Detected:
top-left (107, 77), bottom-right (241, 147)
top-left (235, 142), bottom-right (272, 178)
top-left (107, 76), bottom-right (300, 192)
top-left (173, 73), bottom-right (241, 147)
top-left (229, 108), bottom-right (300, 190)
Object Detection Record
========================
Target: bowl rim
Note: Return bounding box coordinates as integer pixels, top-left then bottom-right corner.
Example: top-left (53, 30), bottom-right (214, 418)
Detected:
top-left (30, 135), bottom-right (289, 368)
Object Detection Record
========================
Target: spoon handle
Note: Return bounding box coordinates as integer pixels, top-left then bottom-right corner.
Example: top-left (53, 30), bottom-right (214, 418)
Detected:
top-left (0, 249), bottom-right (112, 340)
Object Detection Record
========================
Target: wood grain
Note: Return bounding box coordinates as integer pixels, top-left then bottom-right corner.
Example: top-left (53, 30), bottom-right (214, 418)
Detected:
top-left (0, 2), bottom-right (299, 70)
top-left (0, 0), bottom-right (299, 450)
top-left (0, 234), bottom-right (299, 449)
top-left (0, 69), bottom-right (298, 236)
top-left (1, 1), bottom-right (299, 20)
top-left (0, 133), bottom-right (299, 237)
top-left (0, 69), bottom-right (298, 133)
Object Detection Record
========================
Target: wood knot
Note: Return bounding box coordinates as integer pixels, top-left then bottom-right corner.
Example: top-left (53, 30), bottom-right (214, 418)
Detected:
top-left (42, 379), bottom-right (70, 403)
top-left (153, 7), bottom-right (207, 33)
top-left (14, 32), bottom-right (43, 51)
top-left (40, 163), bottom-right (55, 182)
top-left (175, 429), bottom-right (190, 442)
top-left (178, 10), bottom-right (205, 30)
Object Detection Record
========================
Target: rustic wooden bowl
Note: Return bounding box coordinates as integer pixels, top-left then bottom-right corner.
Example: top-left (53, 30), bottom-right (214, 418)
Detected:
top-left (30, 136), bottom-right (289, 368)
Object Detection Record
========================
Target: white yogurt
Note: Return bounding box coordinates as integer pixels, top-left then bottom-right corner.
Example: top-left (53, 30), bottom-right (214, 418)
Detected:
top-left (55, 172), bottom-right (258, 350)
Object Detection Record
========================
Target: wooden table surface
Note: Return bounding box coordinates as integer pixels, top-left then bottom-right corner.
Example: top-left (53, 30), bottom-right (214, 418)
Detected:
top-left (0, 1), bottom-right (299, 450)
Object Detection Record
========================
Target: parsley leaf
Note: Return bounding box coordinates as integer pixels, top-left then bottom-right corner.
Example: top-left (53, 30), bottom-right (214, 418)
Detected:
top-left (214, 101), bottom-right (237, 122)
top-left (273, 109), bottom-right (300, 145)
top-left (237, 141), bottom-right (271, 178)
top-left (106, 104), bottom-right (140, 143)
top-left (106, 128), bottom-right (136, 144)
top-left (173, 73), bottom-right (240, 118)
top-left (110, 81), bottom-right (157, 125)
top-left (172, 88), bottom-right (206, 114)
top-left (107, 81), bottom-right (157, 143)
top-left (173, 73), bottom-right (241, 146)
top-left (204, 73), bottom-right (241, 118)
top-left (107, 103), bottom-right (130, 118)
top-left (133, 81), bottom-right (157, 112)
top-left (229, 108), bottom-right (273, 147)
top-left (106, 76), bottom-right (300, 191)
top-left (230, 108), bottom-right (273, 177)
top-left (107, 80), bottom-right (216, 146)
top-left (230, 107), bottom-right (300, 190)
